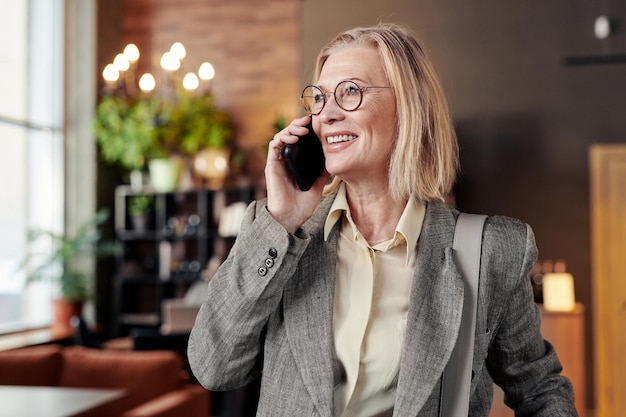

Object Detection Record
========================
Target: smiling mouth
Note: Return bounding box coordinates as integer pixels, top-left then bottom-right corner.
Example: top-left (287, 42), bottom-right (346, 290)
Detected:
top-left (327, 134), bottom-right (357, 144)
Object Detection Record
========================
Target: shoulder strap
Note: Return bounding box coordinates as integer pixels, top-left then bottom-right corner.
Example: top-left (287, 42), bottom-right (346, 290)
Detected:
top-left (441, 213), bottom-right (488, 417)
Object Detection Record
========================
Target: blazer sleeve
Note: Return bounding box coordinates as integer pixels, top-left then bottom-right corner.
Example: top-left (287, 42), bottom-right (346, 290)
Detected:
top-left (483, 218), bottom-right (578, 416)
top-left (187, 199), bottom-right (310, 391)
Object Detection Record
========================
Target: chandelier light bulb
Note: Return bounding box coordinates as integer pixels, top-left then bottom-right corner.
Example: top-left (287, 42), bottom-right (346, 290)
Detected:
top-left (102, 64), bottom-right (119, 82)
top-left (183, 72), bottom-right (200, 90)
top-left (198, 62), bottom-right (215, 80)
top-left (138, 73), bottom-right (156, 92)
top-left (123, 43), bottom-right (140, 62)
top-left (170, 42), bottom-right (186, 60)
top-left (113, 53), bottom-right (130, 71)
top-left (160, 52), bottom-right (180, 71)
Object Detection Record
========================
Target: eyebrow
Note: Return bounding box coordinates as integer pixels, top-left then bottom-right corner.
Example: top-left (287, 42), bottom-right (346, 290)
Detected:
top-left (317, 78), bottom-right (368, 89)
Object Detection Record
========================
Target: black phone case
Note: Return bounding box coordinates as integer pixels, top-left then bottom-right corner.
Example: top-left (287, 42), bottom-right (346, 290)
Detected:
top-left (283, 122), bottom-right (325, 191)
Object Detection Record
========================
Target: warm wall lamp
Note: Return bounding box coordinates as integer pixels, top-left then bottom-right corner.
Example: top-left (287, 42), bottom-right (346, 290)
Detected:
top-left (564, 15), bottom-right (626, 66)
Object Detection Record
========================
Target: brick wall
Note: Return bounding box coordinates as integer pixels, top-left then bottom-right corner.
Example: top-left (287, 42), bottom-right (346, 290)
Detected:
top-left (120, 0), bottom-right (302, 178)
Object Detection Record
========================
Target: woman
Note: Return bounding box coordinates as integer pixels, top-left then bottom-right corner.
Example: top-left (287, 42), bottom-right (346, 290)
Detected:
top-left (188, 23), bottom-right (577, 417)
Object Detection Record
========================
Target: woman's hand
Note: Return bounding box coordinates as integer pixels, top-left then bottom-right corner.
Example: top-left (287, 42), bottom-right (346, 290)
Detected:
top-left (265, 115), bottom-right (329, 234)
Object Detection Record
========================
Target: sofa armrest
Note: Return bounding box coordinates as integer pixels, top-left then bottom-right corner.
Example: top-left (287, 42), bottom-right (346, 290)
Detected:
top-left (121, 385), bottom-right (210, 417)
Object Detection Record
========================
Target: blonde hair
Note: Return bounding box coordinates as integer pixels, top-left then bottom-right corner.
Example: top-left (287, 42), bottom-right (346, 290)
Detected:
top-left (316, 23), bottom-right (459, 202)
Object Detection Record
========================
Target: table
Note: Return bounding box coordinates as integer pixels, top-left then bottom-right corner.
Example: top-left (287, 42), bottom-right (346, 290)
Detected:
top-left (0, 385), bottom-right (125, 417)
top-left (0, 326), bottom-right (72, 351)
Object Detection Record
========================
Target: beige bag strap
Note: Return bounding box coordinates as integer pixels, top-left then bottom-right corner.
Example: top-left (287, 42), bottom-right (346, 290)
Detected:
top-left (441, 213), bottom-right (487, 417)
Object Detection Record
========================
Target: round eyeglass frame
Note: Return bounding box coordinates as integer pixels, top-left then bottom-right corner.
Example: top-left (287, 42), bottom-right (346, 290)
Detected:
top-left (300, 80), bottom-right (392, 115)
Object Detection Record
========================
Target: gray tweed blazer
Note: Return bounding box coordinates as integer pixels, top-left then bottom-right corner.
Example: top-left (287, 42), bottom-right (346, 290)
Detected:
top-left (188, 196), bottom-right (577, 417)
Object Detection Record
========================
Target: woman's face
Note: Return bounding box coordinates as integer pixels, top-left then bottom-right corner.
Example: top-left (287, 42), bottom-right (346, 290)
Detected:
top-left (313, 46), bottom-right (397, 184)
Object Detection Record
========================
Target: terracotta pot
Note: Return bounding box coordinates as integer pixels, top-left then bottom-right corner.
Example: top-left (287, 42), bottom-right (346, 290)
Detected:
top-left (52, 298), bottom-right (84, 329)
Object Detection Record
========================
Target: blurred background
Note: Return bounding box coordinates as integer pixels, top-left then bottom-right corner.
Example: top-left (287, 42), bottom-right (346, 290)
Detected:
top-left (1, 1), bottom-right (625, 416)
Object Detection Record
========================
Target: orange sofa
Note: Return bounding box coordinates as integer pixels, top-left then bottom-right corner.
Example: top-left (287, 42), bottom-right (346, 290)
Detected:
top-left (0, 344), bottom-right (210, 417)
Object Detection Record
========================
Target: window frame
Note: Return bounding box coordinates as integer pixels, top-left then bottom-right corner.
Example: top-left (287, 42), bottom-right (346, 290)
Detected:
top-left (0, 0), bottom-right (97, 334)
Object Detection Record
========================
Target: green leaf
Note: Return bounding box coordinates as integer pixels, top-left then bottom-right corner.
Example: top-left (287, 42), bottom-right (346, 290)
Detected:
top-left (17, 209), bottom-right (120, 302)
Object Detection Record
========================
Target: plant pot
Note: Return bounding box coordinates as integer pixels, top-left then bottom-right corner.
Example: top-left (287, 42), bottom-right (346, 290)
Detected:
top-left (52, 298), bottom-right (84, 329)
top-left (194, 148), bottom-right (230, 188)
top-left (130, 213), bottom-right (151, 231)
top-left (149, 158), bottom-right (181, 192)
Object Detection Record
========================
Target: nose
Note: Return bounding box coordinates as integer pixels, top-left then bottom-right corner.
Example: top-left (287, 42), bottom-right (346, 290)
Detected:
top-left (317, 93), bottom-right (345, 124)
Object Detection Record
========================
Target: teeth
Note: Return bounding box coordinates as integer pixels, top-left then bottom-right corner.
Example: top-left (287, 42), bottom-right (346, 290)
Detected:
top-left (327, 135), bottom-right (356, 144)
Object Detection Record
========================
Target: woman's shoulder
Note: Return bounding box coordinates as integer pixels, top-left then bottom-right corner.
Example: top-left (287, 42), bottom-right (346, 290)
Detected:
top-left (429, 200), bottom-right (531, 244)
top-left (484, 214), bottom-right (530, 238)
top-left (482, 214), bottom-right (534, 251)
top-left (427, 200), bottom-right (531, 238)
top-left (429, 200), bottom-right (535, 260)
top-left (480, 214), bottom-right (537, 285)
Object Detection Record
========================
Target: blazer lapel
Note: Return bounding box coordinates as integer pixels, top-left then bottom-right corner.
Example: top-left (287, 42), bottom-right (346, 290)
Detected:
top-left (283, 198), bottom-right (338, 417)
top-left (394, 202), bottom-right (465, 417)
top-left (281, 198), bottom-right (465, 417)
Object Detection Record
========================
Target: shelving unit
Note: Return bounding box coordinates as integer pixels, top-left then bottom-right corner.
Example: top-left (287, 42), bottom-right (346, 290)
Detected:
top-left (112, 185), bottom-right (259, 336)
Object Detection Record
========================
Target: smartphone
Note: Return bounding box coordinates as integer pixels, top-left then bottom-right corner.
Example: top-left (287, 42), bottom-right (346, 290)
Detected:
top-left (283, 121), bottom-right (325, 191)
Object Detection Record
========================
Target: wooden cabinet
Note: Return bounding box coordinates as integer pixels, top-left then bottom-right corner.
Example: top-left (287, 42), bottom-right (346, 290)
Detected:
top-left (590, 144), bottom-right (626, 417)
top-left (112, 185), bottom-right (258, 336)
top-left (489, 304), bottom-right (586, 417)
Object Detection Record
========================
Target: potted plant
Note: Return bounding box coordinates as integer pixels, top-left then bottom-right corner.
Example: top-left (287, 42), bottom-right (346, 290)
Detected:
top-left (19, 209), bottom-right (120, 327)
top-left (156, 89), bottom-right (234, 188)
top-left (127, 194), bottom-right (154, 230)
top-left (176, 91), bottom-right (233, 154)
top-left (94, 96), bottom-right (162, 190)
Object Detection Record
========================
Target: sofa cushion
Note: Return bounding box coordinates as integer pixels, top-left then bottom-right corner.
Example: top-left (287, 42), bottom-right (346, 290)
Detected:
top-left (60, 346), bottom-right (186, 417)
top-left (0, 344), bottom-right (63, 386)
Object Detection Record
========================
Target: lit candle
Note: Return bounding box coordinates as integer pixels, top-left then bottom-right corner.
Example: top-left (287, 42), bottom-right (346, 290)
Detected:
top-left (543, 272), bottom-right (576, 311)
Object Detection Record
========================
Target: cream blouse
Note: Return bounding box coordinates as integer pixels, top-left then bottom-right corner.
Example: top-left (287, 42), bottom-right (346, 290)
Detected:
top-left (324, 184), bottom-right (426, 417)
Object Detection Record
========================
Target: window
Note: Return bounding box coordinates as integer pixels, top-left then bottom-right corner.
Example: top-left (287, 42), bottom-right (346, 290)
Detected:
top-left (0, 0), bottom-right (65, 332)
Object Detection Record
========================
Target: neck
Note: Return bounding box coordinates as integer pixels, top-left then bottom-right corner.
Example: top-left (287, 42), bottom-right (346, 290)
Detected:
top-left (345, 183), bottom-right (407, 246)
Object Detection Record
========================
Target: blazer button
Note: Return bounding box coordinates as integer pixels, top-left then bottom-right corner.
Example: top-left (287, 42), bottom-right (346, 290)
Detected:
top-left (268, 247), bottom-right (278, 258)
top-left (264, 258), bottom-right (275, 268)
top-left (257, 266), bottom-right (268, 276)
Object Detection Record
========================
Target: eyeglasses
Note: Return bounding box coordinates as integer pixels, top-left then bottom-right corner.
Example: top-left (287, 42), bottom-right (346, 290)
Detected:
top-left (300, 80), bottom-right (392, 115)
